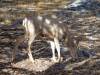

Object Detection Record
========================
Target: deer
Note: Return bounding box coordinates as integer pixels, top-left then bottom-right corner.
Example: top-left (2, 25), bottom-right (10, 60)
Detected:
top-left (21, 11), bottom-right (81, 63)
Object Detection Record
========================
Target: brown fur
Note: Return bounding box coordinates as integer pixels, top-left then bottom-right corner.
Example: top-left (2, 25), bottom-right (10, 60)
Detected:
top-left (12, 11), bottom-right (81, 63)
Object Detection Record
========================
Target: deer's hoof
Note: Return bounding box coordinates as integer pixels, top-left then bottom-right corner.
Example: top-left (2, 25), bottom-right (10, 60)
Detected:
top-left (57, 57), bottom-right (63, 62)
top-left (51, 57), bottom-right (63, 63)
top-left (29, 58), bottom-right (35, 64)
top-left (51, 57), bottom-right (58, 62)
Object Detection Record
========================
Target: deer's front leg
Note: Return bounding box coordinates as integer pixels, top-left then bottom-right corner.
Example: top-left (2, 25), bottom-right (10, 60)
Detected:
top-left (48, 41), bottom-right (56, 62)
top-left (54, 38), bottom-right (61, 62)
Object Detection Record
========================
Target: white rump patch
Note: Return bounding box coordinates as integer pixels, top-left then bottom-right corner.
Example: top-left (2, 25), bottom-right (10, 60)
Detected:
top-left (45, 19), bottom-right (51, 24)
top-left (37, 15), bottom-right (43, 20)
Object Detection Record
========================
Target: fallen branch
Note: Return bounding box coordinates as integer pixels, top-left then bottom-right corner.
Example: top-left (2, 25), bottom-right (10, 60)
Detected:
top-left (65, 56), bottom-right (98, 70)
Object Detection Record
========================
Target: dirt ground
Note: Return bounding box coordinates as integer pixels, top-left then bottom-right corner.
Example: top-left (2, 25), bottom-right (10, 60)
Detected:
top-left (0, 39), bottom-right (100, 75)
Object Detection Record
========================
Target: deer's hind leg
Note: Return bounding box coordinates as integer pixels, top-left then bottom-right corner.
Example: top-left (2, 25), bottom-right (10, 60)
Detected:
top-left (11, 36), bottom-right (24, 64)
top-left (23, 18), bottom-right (36, 63)
top-left (27, 36), bottom-right (35, 63)
top-left (54, 37), bottom-right (61, 62)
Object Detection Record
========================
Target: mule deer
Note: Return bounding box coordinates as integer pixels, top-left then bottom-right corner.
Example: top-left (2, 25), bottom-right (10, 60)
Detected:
top-left (21, 11), bottom-right (80, 63)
